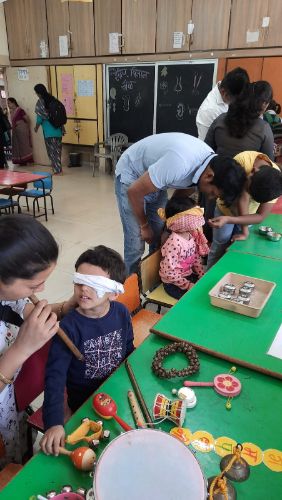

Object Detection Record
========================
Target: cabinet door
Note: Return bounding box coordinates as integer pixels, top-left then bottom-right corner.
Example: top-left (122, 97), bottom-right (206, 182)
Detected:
top-left (228, 0), bottom-right (268, 49)
top-left (25, 0), bottom-right (49, 58)
top-left (95, 0), bottom-right (122, 56)
top-left (191, 0), bottom-right (231, 51)
top-left (263, 0), bottom-right (282, 47)
top-left (63, 118), bottom-right (79, 144)
top-left (46, 0), bottom-right (70, 58)
top-left (73, 66), bottom-right (97, 119)
top-left (122, 0), bottom-right (157, 54)
top-left (4, 0), bottom-right (28, 59)
top-left (156, 0), bottom-right (192, 53)
top-left (78, 120), bottom-right (98, 146)
top-left (69, 0), bottom-right (95, 56)
top-left (262, 57), bottom-right (282, 109)
top-left (226, 57), bottom-right (263, 82)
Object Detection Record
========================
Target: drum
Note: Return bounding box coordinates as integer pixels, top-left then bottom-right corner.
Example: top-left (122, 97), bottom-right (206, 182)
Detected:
top-left (93, 429), bottom-right (206, 500)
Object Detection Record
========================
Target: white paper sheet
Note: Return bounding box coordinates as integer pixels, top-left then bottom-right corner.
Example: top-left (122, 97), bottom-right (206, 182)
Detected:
top-left (262, 17), bottom-right (270, 27)
top-left (173, 32), bottom-right (184, 49)
top-left (109, 33), bottom-right (120, 54)
top-left (77, 79), bottom-right (94, 97)
top-left (17, 68), bottom-right (29, 81)
top-left (59, 35), bottom-right (69, 57)
top-left (246, 30), bottom-right (259, 43)
top-left (267, 323), bottom-right (282, 360)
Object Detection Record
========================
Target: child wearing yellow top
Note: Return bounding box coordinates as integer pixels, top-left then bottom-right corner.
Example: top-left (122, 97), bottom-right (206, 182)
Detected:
top-left (207, 151), bottom-right (282, 269)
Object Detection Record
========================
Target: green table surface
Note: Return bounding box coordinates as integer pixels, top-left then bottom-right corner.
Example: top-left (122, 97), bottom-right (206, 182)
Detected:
top-left (152, 251), bottom-right (282, 379)
top-left (2, 335), bottom-right (282, 500)
top-left (229, 214), bottom-right (282, 261)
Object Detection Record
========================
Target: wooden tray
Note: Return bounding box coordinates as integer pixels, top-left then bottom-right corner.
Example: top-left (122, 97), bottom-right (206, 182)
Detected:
top-left (209, 272), bottom-right (276, 318)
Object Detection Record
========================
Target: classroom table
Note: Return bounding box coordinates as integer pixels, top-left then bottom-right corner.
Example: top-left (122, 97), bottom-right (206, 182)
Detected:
top-left (229, 214), bottom-right (282, 261)
top-left (152, 251), bottom-right (282, 379)
top-left (1, 334), bottom-right (281, 500)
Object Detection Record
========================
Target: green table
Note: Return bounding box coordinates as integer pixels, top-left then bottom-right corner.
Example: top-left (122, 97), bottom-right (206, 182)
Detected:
top-left (152, 252), bottom-right (282, 379)
top-left (2, 335), bottom-right (282, 500)
top-left (229, 214), bottom-right (282, 261)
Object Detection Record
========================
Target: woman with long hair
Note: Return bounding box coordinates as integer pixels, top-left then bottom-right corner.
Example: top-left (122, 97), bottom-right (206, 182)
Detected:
top-left (34, 84), bottom-right (63, 175)
top-left (7, 97), bottom-right (33, 166)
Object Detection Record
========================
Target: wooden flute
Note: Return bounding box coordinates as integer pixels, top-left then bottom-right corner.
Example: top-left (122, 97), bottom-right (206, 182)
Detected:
top-left (29, 294), bottom-right (84, 362)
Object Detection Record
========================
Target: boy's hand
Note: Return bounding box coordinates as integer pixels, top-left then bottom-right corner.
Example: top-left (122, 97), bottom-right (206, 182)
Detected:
top-left (208, 216), bottom-right (230, 229)
top-left (40, 425), bottom-right (65, 456)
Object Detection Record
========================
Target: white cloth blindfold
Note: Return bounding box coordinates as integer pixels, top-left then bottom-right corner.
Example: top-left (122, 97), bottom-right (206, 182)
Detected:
top-left (73, 273), bottom-right (124, 298)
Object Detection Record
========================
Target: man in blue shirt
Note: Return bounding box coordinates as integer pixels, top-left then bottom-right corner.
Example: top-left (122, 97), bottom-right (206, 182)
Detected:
top-left (115, 132), bottom-right (246, 274)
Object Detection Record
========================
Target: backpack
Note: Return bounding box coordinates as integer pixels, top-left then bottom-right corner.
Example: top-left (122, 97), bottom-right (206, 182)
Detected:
top-left (48, 98), bottom-right (67, 128)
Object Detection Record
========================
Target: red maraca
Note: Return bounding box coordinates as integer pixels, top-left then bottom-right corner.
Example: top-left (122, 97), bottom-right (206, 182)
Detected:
top-left (58, 446), bottom-right (96, 471)
top-left (184, 373), bottom-right (241, 397)
top-left (93, 392), bottom-right (133, 432)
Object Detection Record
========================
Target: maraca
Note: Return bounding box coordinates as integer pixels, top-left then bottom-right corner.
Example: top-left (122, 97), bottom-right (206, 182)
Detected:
top-left (184, 373), bottom-right (241, 397)
top-left (93, 392), bottom-right (133, 431)
top-left (58, 446), bottom-right (96, 471)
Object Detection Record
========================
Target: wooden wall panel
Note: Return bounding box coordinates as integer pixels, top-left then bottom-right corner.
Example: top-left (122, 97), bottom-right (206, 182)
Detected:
top-left (226, 57), bottom-right (263, 82)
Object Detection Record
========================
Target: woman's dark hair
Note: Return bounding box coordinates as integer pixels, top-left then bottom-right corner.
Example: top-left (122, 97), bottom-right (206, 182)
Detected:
top-left (75, 245), bottom-right (126, 284)
top-left (209, 156), bottom-right (247, 207)
top-left (165, 196), bottom-right (196, 219)
top-left (7, 97), bottom-right (19, 107)
top-left (0, 215), bottom-right (58, 284)
top-left (249, 166), bottom-right (282, 203)
top-left (34, 83), bottom-right (53, 109)
top-left (220, 67), bottom-right (250, 97)
top-left (225, 80), bottom-right (273, 137)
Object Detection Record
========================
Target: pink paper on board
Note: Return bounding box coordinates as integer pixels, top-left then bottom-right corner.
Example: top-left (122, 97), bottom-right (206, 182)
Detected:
top-left (61, 74), bottom-right (74, 115)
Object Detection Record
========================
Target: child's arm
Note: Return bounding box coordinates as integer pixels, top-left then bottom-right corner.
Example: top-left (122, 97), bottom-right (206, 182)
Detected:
top-left (40, 425), bottom-right (65, 456)
top-left (210, 202), bottom-right (273, 227)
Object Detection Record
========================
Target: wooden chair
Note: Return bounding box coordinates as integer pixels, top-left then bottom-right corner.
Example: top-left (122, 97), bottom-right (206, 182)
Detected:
top-left (116, 273), bottom-right (161, 347)
top-left (139, 250), bottom-right (178, 313)
top-left (93, 133), bottom-right (128, 175)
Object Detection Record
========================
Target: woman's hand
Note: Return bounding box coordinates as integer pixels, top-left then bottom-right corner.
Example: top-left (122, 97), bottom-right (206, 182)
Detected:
top-left (13, 300), bottom-right (58, 359)
top-left (208, 216), bottom-right (230, 229)
top-left (40, 425), bottom-right (65, 456)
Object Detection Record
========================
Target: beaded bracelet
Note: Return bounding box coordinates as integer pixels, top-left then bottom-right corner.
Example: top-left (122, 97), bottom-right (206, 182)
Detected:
top-left (0, 371), bottom-right (13, 385)
top-left (152, 341), bottom-right (200, 379)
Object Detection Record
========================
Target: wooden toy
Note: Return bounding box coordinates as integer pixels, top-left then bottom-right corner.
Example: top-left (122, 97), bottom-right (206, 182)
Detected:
top-left (92, 393), bottom-right (133, 431)
top-left (66, 418), bottom-right (103, 445)
top-left (184, 373), bottom-right (241, 397)
top-left (153, 393), bottom-right (186, 426)
top-left (58, 446), bottom-right (96, 472)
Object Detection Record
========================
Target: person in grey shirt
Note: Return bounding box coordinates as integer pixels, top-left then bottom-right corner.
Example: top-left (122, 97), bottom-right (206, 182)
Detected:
top-left (115, 132), bottom-right (246, 274)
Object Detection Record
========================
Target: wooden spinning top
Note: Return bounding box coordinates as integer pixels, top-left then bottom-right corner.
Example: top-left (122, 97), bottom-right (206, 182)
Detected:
top-left (207, 476), bottom-right (237, 500)
top-left (220, 444), bottom-right (250, 482)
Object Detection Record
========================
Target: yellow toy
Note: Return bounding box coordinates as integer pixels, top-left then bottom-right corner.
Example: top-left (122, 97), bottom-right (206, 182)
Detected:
top-left (66, 418), bottom-right (104, 445)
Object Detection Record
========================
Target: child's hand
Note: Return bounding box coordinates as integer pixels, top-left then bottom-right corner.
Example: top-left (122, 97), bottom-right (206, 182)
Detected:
top-left (40, 425), bottom-right (65, 456)
top-left (208, 216), bottom-right (230, 229)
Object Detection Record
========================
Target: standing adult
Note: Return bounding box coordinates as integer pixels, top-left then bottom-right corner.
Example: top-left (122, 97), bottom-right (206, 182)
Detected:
top-left (7, 97), bottom-right (33, 166)
top-left (0, 107), bottom-right (10, 168)
top-left (34, 84), bottom-right (63, 175)
top-left (115, 132), bottom-right (246, 274)
top-left (0, 214), bottom-right (75, 467)
top-left (196, 67), bottom-right (250, 141)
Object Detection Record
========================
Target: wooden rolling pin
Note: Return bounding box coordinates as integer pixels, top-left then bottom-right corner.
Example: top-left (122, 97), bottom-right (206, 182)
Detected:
top-left (29, 294), bottom-right (84, 361)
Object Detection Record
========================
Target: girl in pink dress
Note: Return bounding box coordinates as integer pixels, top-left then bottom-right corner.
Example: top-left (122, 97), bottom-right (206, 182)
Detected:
top-left (158, 197), bottom-right (209, 299)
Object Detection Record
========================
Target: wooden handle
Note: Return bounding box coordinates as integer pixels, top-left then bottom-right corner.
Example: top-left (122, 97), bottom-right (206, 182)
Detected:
top-left (113, 414), bottom-right (133, 432)
top-left (58, 446), bottom-right (72, 456)
top-left (128, 390), bottom-right (146, 428)
top-left (29, 295), bottom-right (84, 362)
top-left (125, 360), bottom-right (154, 428)
top-left (184, 381), bottom-right (214, 387)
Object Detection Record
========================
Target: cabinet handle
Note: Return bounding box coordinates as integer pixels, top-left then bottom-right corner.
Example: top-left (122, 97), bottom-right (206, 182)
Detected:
top-left (119, 34), bottom-right (125, 48)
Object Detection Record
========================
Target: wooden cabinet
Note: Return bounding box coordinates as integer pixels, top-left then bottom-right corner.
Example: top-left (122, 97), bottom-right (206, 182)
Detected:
top-left (46, 0), bottom-right (95, 57)
top-left (263, 0), bottom-right (282, 47)
top-left (191, 0), bottom-right (231, 51)
top-left (95, 0), bottom-right (122, 56)
top-left (262, 57), bottom-right (282, 109)
top-left (226, 57), bottom-right (263, 82)
top-left (5, 0), bottom-right (48, 59)
top-left (228, 0), bottom-right (267, 49)
top-left (122, 0), bottom-right (156, 54)
top-left (156, 0), bottom-right (192, 53)
top-left (63, 119), bottom-right (98, 146)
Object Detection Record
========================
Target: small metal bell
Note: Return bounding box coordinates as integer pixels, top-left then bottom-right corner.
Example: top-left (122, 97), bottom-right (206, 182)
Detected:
top-left (220, 444), bottom-right (250, 482)
top-left (207, 476), bottom-right (237, 500)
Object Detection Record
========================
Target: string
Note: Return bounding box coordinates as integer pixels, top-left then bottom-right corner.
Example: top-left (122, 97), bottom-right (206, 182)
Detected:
top-left (209, 444), bottom-right (244, 499)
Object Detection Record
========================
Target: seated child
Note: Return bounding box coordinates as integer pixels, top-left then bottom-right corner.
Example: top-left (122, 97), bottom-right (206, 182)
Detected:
top-left (40, 245), bottom-right (134, 456)
top-left (158, 197), bottom-right (209, 300)
top-left (207, 151), bottom-right (282, 269)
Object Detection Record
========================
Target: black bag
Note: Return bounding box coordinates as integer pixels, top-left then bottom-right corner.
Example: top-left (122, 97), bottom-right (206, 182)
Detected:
top-left (48, 98), bottom-right (67, 128)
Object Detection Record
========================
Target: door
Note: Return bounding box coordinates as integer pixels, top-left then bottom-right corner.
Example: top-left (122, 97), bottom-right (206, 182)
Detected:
top-left (156, 0), bottom-right (192, 53)
top-left (262, 58), bottom-right (282, 109)
top-left (69, 0), bottom-right (95, 56)
top-left (73, 66), bottom-right (97, 119)
top-left (95, 0), bottom-right (122, 56)
top-left (4, 0), bottom-right (27, 59)
top-left (228, 0), bottom-right (268, 49)
top-left (226, 57), bottom-right (263, 82)
top-left (122, 0), bottom-right (157, 54)
top-left (191, 0), bottom-right (231, 51)
top-left (46, 0), bottom-right (70, 58)
top-left (263, 0), bottom-right (282, 47)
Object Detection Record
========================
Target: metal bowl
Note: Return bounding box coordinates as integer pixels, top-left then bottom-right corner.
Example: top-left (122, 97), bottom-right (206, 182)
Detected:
top-left (259, 225), bottom-right (273, 234)
top-left (266, 231), bottom-right (281, 242)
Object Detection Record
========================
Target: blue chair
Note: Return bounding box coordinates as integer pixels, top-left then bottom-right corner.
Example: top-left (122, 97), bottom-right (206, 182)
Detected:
top-left (0, 197), bottom-right (21, 215)
top-left (17, 171), bottom-right (54, 222)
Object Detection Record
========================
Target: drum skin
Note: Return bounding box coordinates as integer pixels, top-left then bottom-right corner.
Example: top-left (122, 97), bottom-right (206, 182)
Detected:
top-left (93, 429), bottom-right (206, 500)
